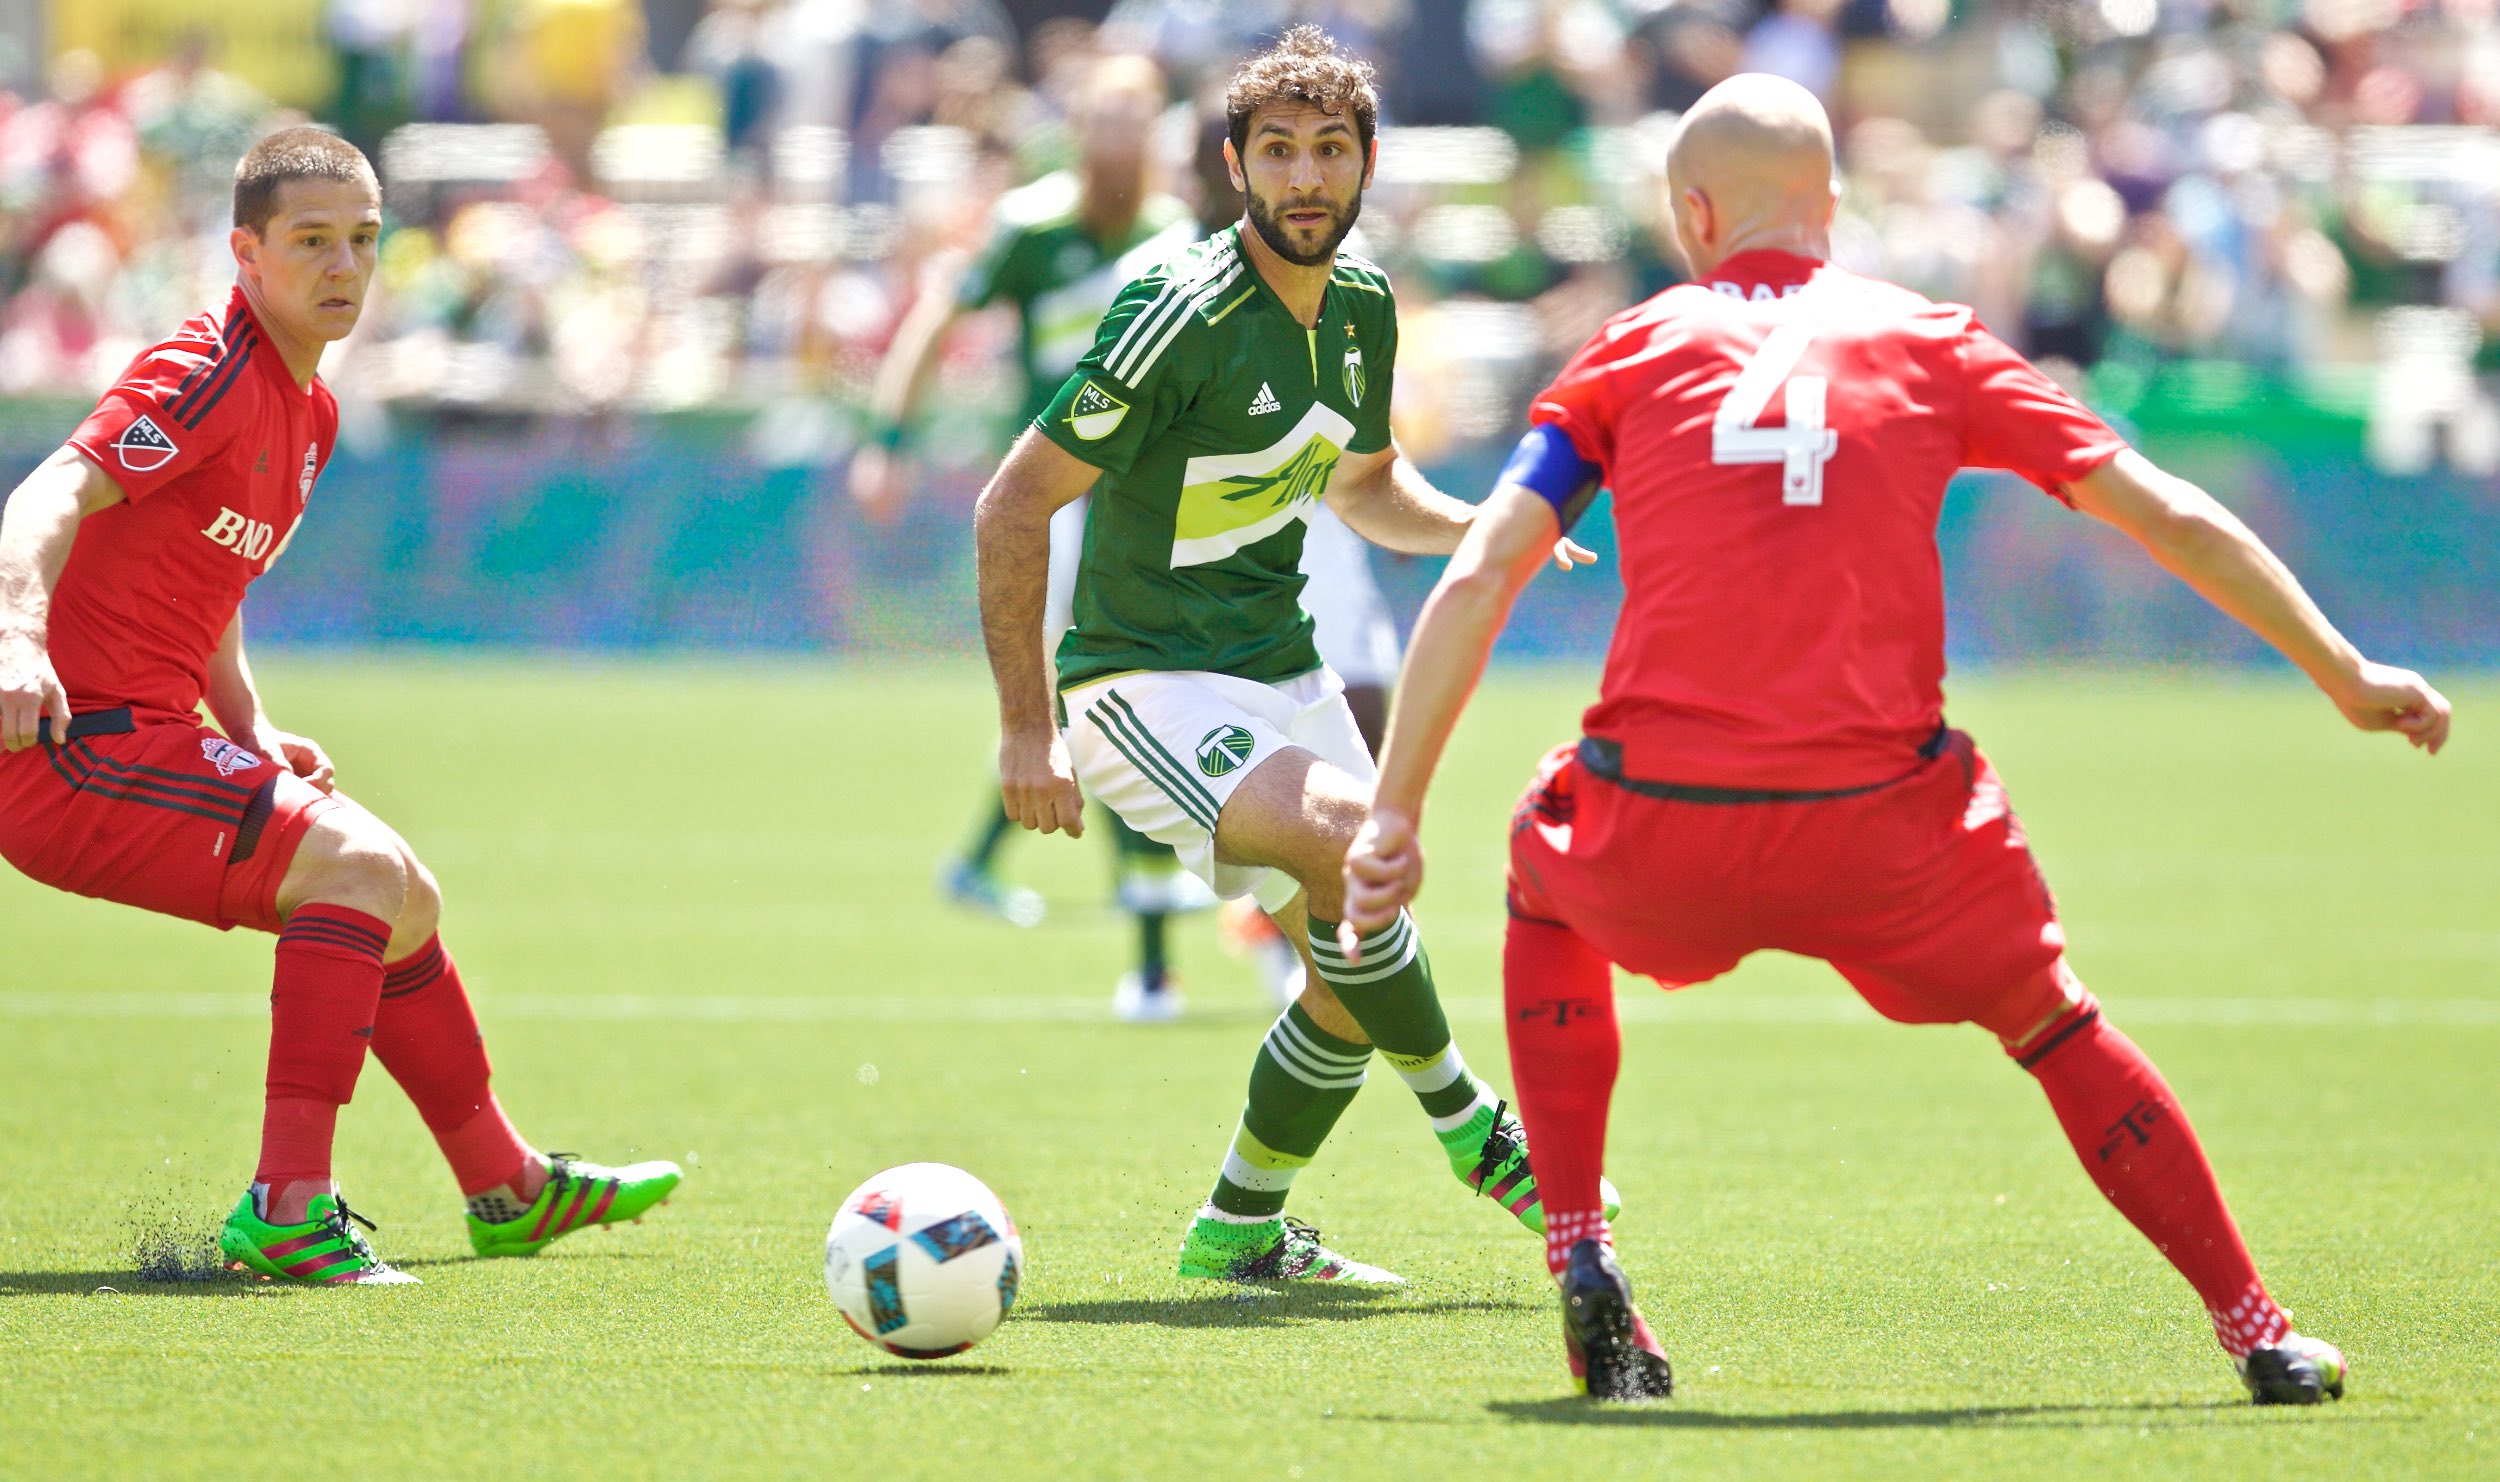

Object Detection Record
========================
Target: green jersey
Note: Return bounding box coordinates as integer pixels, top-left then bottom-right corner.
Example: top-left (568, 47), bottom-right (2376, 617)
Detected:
top-left (1037, 226), bottom-right (1397, 690)
top-left (957, 172), bottom-right (1196, 420)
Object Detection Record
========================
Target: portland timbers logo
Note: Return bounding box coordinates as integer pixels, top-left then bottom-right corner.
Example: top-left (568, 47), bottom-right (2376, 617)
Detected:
top-left (1065, 380), bottom-right (1129, 441)
top-left (1342, 346), bottom-right (1365, 407)
top-left (1196, 724), bottom-right (1255, 778)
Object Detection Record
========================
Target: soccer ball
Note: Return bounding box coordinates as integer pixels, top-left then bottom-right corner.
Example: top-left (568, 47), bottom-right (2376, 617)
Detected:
top-left (824, 1162), bottom-right (1023, 1359)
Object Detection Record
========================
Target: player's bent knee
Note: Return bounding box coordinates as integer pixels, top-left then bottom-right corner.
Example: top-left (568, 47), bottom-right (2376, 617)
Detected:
top-left (279, 813), bottom-right (410, 925)
top-left (391, 852), bottom-right (444, 957)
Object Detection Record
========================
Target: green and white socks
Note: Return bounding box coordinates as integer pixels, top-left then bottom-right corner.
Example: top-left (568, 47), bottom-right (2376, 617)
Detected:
top-left (1307, 911), bottom-right (1503, 1177)
top-left (1198, 1002), bottom-right (1370, 1225)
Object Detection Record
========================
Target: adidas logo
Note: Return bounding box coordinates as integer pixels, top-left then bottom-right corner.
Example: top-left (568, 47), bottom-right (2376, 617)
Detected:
top-left (1248, 382), bottom-right (1280, 416)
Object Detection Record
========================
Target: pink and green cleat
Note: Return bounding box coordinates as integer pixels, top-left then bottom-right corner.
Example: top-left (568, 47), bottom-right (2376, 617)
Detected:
top-left (220, 1190), bottom-right (419, 1286)
top-left (1452, 1099), bottom-right (1622, 1237)
top-left (467, 1153), bottom-right (681, 1258)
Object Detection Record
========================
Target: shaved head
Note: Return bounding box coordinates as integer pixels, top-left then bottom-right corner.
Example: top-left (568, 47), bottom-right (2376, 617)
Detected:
top-left (1666, 74), bottom-right (1839, 275)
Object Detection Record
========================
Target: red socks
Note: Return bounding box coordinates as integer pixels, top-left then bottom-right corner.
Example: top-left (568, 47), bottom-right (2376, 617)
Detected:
top-left (1503, 912), bottom-right (1620, 1275)
top-left (258, 904), bottom-right (391, 1193)
top-left (373, 934), bottom-right (532, 1196)
top-left (2012, 994), bottom-right (2291, 1354)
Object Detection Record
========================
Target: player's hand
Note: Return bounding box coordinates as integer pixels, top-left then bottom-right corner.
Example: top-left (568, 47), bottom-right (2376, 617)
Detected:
top-left (248, 728), bottom-right (336, 792)
top-left (848, 446), bottom-right (907, 525)
top-left (1000, 726), bottom-right (1085, 838)
top-left (1551, 536), bottom-right (1600, 571)
top-left (2326, 661), bottom-right (2452, 755)
top-left (1339, 805), bottom-right (1422, 958)
top-left (0, 632), bottom-right (70, 752)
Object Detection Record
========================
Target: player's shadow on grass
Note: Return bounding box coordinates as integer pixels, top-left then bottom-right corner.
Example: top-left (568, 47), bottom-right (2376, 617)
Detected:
top-left (1027, 1290), bottom-right (1535, 1329)
top-left (0, 1270), bottom-right (256, 1297)
top-left (1483, 1398), bottom-right (2247, 1430)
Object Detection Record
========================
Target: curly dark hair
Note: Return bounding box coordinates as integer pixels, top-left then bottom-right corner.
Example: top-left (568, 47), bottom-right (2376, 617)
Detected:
top-left (1224, 25), bottom-right (1381, 160)
top-left (233, 126), bottom-right (376, 234)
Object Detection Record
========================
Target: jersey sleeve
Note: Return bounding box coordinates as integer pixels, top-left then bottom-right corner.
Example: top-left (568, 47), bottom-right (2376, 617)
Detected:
top-left (66, 342), bottom-right (249, 502)
top-left (1957, 321), bottom-right (2128, 499)
top-left (1349, 297), bottom-right (1395, 455)
top-left (1526, 324), bottom-right (1622, 475)
top-left (955, 218), bottom-right (1023, 312)
top-left (1033, 273), bottom-right (1201, 477)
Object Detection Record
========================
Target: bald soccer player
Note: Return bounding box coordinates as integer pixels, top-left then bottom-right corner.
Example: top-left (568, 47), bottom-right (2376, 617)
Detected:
top-left (1341, 75), bottom-right (2450, 1402)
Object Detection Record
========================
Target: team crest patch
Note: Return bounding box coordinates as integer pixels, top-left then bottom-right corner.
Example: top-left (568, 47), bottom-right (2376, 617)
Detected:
top-left (199, 738), bottom-right (261, 776)
top-left (1196, 724), bottom-right (1256, 778)
top-left (1342, 347), bottom-right (1365, 408)
top-left (113, 415), bottom-right (179, 473)
top-left (300, 442), bottom-right (320, 500)
top-left (1065, 381), bottom-right (1129, 441)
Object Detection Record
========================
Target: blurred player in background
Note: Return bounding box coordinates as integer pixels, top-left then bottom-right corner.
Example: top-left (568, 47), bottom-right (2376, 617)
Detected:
top-left (978, 27), bottom-right (1612, 1284)
top-left (852, 53), bottom-right (1216, 1023)
top-left (1342, 76), bottom-right (2451, 1400)
top-left (0, 128), bottom-right (680, 1286)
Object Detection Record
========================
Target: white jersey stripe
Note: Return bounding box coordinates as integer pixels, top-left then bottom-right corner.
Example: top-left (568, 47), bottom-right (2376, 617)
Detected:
top-left (1105, 244), bottom-right (1242, 383)
top-left (1118, 262), bottom-right (1244, 385)
top-left (1103, 240), bottom-right (1235, 379)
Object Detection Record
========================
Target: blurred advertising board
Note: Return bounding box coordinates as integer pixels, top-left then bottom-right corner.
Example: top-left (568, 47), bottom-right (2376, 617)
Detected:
top-left (48, 0), bottom-right (329, 106)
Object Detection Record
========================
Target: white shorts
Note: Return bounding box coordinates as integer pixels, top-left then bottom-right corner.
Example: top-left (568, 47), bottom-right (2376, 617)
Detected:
top-left (1298, 504), bottom-right (1400, 689)
top-left (1061, 667), bottom-right (1375, 912)
top-left (1044, 495), bottom-right (1088, 640)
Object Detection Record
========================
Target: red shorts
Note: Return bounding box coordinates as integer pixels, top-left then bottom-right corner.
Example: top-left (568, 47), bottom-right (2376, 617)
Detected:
top-left (0, 714), bottom-right (337, 933)
top-left (1506, 731), bottom-right (2066, 1027)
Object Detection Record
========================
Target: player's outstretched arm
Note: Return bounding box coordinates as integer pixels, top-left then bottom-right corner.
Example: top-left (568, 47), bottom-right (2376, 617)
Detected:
top-left (974, 427), bottom-right (1100, 836)
top-left (1325, 443), bottom-right (1477, 555)
top-left (2069, 449), bottom-right (2451, 753)
top-left (0, 449), bottom-right (125, 750)
top-left (850, 252), bottom-right (971, 524)
top-left (1341, 482), bottom-right (1568, 950)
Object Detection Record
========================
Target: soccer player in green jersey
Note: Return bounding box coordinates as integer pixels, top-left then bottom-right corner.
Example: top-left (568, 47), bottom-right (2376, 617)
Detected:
top-left (975, 27), bottom-right (1613, 1282)
top-left (852, 54), bottom-right (1211, 1020)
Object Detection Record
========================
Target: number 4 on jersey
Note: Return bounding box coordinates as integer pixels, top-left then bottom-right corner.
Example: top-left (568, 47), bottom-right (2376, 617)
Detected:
top-left (1712, 324), bottom-right (1839, 506)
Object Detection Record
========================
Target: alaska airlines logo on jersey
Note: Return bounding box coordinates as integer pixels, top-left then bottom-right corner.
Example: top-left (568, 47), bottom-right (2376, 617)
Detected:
top-left (199, 738), bottom-right (261, 776)
top-left (1066, 381), bottom-right (1129, 440)
top-left (300, 442), bottom-right (319, 500)
top-left (1342, 346), bottom-right (1365, 408)
top-left (201, 508), bottom-right (279, 562)
top-left (1196, 725), bottom-right (1255, 778)
top-left (1171, 403), bottom-right (1357, 568)
top-left (112, 415), bottom-right (179, 473)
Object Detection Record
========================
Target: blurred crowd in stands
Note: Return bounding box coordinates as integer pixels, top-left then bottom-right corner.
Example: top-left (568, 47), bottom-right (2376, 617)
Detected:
top-left (2, 0), bottom-right (2496, 468)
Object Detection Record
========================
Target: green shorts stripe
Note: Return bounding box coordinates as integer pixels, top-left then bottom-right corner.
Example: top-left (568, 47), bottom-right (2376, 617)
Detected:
top-left (1096, 691), bottom-right (1225, 825)
top-left (1088, 698), bottom-right (1220, 834)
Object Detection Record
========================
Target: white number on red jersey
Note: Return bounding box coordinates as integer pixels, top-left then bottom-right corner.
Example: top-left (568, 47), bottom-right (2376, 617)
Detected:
top-left (1711, 324), bottom-right (1839, 506)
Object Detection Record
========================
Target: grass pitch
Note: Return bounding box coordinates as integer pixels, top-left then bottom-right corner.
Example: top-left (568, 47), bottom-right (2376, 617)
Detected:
top-left (1, 658), bottom-right (2493, 1480)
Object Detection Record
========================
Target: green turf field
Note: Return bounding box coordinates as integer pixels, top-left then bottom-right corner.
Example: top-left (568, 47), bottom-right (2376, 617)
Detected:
top-left (1, 658), bottom-right (2492, 1479)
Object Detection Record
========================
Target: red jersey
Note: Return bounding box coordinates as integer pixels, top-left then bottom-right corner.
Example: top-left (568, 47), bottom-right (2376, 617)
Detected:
top-left (1531, 250), bottom-right (2125, 790)
top-left (59, 286), bottom-right (337, 724)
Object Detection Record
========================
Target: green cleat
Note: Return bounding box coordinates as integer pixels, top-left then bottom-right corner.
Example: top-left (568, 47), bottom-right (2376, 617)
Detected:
top-left (1177, 1214), bottom-right (1403, 1284)
top-left (468, 1153), bottom-right (681, 1258)
top-left (219, 1190), bottom-right (418, 1286)
top-left (1449, 1098), bottom-right (1622, 1237)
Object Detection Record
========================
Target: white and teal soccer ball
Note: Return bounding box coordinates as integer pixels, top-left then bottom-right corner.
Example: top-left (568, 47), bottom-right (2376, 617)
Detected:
top-left (824, 1162), bottom-right (1023, 1359)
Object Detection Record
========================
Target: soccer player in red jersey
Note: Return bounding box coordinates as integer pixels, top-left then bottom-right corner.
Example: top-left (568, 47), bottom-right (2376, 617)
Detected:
top-left (0, 129), bottom-right (680, 1284)
top-left (1340, 76), bottom-right (2451, 1402)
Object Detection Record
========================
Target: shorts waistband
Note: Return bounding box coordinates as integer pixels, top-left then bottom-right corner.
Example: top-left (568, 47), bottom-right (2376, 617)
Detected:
top-left (36, 707), bottom-right (136, 746)
top-left (1576, 727), bottom-right (1950, 805)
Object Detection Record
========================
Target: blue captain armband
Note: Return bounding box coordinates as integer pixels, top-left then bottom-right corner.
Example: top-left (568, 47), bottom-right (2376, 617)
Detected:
top-left (1497, 423), bottom-right (1603, 533)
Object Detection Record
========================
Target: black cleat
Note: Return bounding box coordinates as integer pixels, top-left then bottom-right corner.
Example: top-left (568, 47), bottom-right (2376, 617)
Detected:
top-left (2238, 1335), bottom-right (2347, 1405)
top-left (1558, 1239), bottom-right (1674, 1401)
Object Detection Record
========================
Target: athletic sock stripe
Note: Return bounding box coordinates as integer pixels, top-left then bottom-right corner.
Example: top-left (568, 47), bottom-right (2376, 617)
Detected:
top-left (1088, 707), bottom-right (1215, 834)
top-left (1307, 912), bottom-right (1412, 966)
top-left (280, 927), bottom-right (390, 961)
top-left (1271, 1013), bottom-right (1369, 1072)
top-left (1088, 698), bottom-right (1220, 833)
top-left (2016, 1008), bottom-right (2101, 1069)
top-left (1263, 1034), bottom-right (1369, 1091)
top-left (382, 941), bottom-right (447, 990)
top-left (1101, 693), bottom-right (1223, 818)
top-left (282, 917), bottom-right (391, 953)
top-left (1219, 1151), bottom-right (1303, 1192)
top-left (287, 909), bottom-right (390, 946)
top-left (1307, 924), bottom-right (1420, 985)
